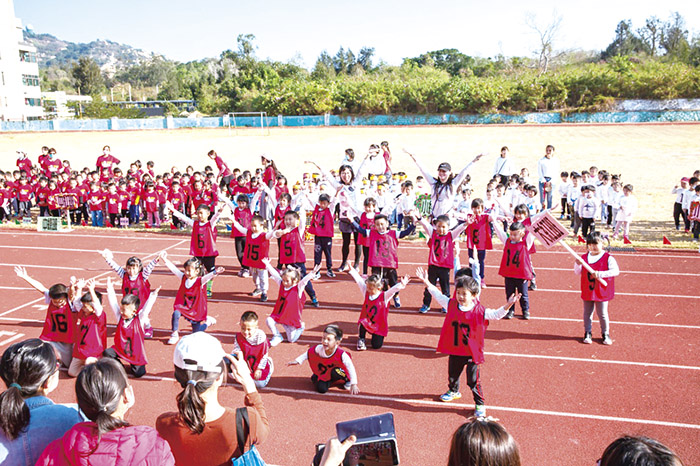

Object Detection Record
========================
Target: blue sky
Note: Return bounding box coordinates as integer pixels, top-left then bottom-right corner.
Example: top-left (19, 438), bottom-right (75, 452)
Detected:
top-left (14, 0), bottom-right (700, 68)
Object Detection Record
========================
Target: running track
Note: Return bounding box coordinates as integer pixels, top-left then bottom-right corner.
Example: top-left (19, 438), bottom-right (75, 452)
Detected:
top-left (0, 228), bottom-right (698, 465)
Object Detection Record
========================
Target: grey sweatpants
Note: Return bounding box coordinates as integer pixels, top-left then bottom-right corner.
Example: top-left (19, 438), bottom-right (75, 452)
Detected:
top-left (583, 300), bottom-right (609, 335)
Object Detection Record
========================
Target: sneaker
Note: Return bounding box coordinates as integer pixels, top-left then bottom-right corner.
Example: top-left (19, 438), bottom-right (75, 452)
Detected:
top-left (241, 269), bottom-right (250, 278)
top-left (260, 293), bottom-right (268, 302)
top-left (204, 316), bottom-right (217, 327)
top-left (522, 311), bottom-right (530, 320)
top-left (206, 289), bottom-right (213, 298)
top-left (311, 297), bottom-right (320, 308)
top-left (167, 331), bottom-right (179, 345)
top-left (343, 380), bottom-right (352, 390)
top-left (583, 332), bottom-right (593, 344)
top-left (251, 288), bottom-right (262, 297)
top-left (474, 404), bottom-right (486, 417)
top-left (144, 326), bottom-right (154, 339)
top-left (338, 263), bottom-right (349, 273)
top-left (270, 335), bottom-right (283, 347)
top-left (528, 280), bottom-right (537, 291)
top-left (504, 310), bottom-right (514, 320)
top-left (357, 338), bottom-right (367, 351)
top-left (480, 282), bottom-right (487, 289)
top-left (602, 334), bottom-right (613, 345)
top-left (326, 269), bottom-right (336, 278)
top-left (419, 305), bottom-right (429, 314)
top-left (393, 296), bottom-right (401, 308)
top-left (441, 307), bottom-right (447, 314)
top-left (440, 390), bottom-right (462, 402)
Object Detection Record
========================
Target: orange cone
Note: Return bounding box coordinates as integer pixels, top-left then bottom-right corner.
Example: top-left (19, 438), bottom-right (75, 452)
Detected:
top-left (623, 236), bottom-right (632, 244)
top-left (170, 224), bottom-right (177, 230)
top-left (144, 223), bottom-right (151, 229)
top-left (663, 236), bottom-right (672, 245)
top-left (578, 235), bottom-right (585, 244)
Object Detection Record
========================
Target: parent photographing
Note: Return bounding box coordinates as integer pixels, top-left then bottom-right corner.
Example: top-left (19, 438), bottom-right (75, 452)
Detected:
top-left (537, 144), bottom-right (560, 210)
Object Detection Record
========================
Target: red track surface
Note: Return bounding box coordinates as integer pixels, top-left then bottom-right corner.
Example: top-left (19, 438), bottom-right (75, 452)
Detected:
top-left (1, 228), bottom-right (698, 466)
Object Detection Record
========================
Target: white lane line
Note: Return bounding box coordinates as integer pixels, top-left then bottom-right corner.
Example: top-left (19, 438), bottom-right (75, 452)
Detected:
top-left (0, 297), bottom-right (45, 317)
top-left (0, 231), bottom-right (181, 241)
top-left (0, 331), bottom-right (25, 347)
top-left (134, 374), bottom-right (700, 430)
top-left (0, 263), bottom-right (88, 271)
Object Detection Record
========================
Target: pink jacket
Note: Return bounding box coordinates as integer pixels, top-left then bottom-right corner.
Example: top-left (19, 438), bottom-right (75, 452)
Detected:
top-left (37, 422), bottom-right (175, 466)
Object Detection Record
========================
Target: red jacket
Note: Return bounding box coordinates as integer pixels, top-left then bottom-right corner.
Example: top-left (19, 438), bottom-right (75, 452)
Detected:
top-left (37, 422), bottom-right (175, 466)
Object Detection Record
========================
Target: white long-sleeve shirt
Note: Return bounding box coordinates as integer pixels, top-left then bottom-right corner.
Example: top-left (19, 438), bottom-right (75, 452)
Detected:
top-left (577, 195), bottom-right (600, 219)
top-left (615, 194), bottom-right (638, 221)
top-left (104, 256), bottom-right (158, 280)
top-left (106, 284), bottom-right (158, 329)
top-left (413, 156), bottom-right (475, 217)
top-left (536, 156), bottom-right (560, 182)
top-left (574, 252), bottom-right (620, 279)
top-left (424, 283), bottom-right (508, 320)
top-left (493, 156), bottom-right (515, 177)
top-left (348, 267), bottom-right (405, 304)
top-left (293, 345), bottom-right (358, 385)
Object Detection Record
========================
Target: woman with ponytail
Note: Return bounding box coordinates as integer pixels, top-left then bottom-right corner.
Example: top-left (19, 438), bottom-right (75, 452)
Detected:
top-left (0, 338), bottom-right (82, 465)
top-left (156, 332), bottom-right (270, 465)
top-left (37, 358), bottom-right (174, 465)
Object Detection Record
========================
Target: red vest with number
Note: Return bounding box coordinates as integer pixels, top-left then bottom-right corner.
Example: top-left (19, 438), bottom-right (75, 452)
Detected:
top-left (243, 231), bottom-right (270, 269)
top-left (466, 215), bottom-right (493, 250)
top-left (309, 206), bottom-right (334, 237)
top-left (580, 252), bottom-right (615, 302)
top-left (357, 212), bottom-right (375, 247)
top-left (521, 218), bottom-right (537, 253)
top-left (359, 292), bottom-right (389, 337)
top-left (40, 301), bottom-right (75, 344)
top-left (122, 273), bottom-right (151, 311)
top-left (270, 285), bottom-right (303, 328)
top-left (73, 311), bottom-right (107, 360)
top-left (279, 227), bottom-right (306, 264)
top-left (232, 208), bottom-right (252, 238)
top-left (273, 205), bottom-right (286, 228)
top-left (112, 316), bottom-right (147, 365)
top-left (498, 240), bottom-right (533, 280)
top-left (368, 230), bottom-right (398, 269)
top-left (174, 277), bottom-right (207, 322)
top-left (191, 221), bottom-right (218, 257)
top-left (235, 333), bottom-right (271, 380)
top-left (308, 346), bottom-right (350, 382)
top-left (428, 231), bottom-right (454, 268)
top-left (437, 299), bottom-right (488, 364)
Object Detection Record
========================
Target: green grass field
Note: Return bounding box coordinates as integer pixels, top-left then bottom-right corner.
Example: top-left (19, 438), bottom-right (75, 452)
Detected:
top-left (2, 123), bottom-right (699, 247)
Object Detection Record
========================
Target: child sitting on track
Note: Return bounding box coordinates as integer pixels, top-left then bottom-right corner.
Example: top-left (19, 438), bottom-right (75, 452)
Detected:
top-left (68, 279), bottom-right (106, 377)
top-left (14, 267), bottom-right (79, 368)
top-left (288, 324), bottom-right (359, 395)
top-left (261, 258), bottom-right (320, 346)
top-left (160, 252), bottom-right (223, 345)
top-left (101, 248), bottom-right (159, 338)
top-left (232, 311), bottom-right (274, 388)
top-left (347, 267), bottom-right (409, 350)
top-left (102, 277), bottom-right (160, 378)
top-left (574, 232), bottom-right (620, 345)
top-left (494, 222), bottom-right (535, 319)
top-left (417, 267), bottom-right (520, 417)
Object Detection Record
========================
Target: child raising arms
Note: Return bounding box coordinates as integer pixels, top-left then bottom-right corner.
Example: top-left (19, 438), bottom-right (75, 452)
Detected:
top-left (417, 268), bottom-right (520, 417)
top-left (288, 324), bottom-right (359, 395)
top-left (69, 279), bottom-right (106, 377)
top-left (494, 222), bottom-right (535, 319)
top-left (348, 267), bottom-right (409, 350)
top-left (261, 258), bottom-right (320, 346)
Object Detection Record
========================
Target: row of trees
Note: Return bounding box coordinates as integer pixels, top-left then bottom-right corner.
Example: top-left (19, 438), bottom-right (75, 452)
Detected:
top-left (46, 12), bottom-right (700, 118)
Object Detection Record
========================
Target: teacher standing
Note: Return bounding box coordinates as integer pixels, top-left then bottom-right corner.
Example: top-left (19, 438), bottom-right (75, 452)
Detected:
top-left (536, 144), bottom-right (560, 210)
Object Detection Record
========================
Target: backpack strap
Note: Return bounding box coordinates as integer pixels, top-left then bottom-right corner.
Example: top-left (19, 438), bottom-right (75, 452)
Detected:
top-left (235, 407), bottom-right (251, 454)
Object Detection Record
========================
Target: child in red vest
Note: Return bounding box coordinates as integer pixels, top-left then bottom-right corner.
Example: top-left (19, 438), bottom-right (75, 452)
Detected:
top-left (232, 311), bottom-right (274, 388)
top-left (417, 267), bottom-right (520, 417)
top-left (273, 209), bottom-right (319, 306)
top-left (288, 324), bottom-right (359, 395)
top-left (348, 267), bottom-right (409, 350)
top-left (309, 193), bottom-right (337, 277)
top-left (142, 182), bottom-right (160, 227)
top-left (68, 279), bottom-right (106, 377)
top-left (161, 252), bottom-right (224, 345)
top-left (465, 199), bottom-right (496, 287)
top-left (262, 257), bottom-right (320, 346)
top-left (494, 222), bottom-right (535, 319)
top-left (101, 248), bottom-right (159, 339)
top-left (574, 232), bottom-right (620, 345)
top-left (103, 277), bottom-right (160, 377)
top-left (230, 214), bottom-right (275, 302)
top-left (417, 214), bottom-right (469, 313)
top-left (223, 192), bottom-right (262, 278)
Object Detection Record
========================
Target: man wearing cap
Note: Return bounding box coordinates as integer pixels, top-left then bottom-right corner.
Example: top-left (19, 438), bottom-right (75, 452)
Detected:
top-left (536, 145), bottom-right (560, 210)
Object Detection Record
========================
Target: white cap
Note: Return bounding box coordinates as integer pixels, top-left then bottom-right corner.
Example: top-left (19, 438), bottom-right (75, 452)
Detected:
top-left (173, 332), bottom-right (226, 373)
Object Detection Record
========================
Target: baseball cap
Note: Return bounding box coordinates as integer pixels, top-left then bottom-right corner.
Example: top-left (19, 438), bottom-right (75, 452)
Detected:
top-left (438, 162), bottom-right (451, 172)
top-left (681, 177), bottom-right (689, 182)
top-left (173, 332), bottom-right (226, 373)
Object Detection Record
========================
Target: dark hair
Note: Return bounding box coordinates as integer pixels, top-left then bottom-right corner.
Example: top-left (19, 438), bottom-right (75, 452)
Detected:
top-left (513, 204), bottom-right (528, 217)
top-left (240, 311), bottom-right (258, 323)
top-left (345, 148), bottom-right (355, 159)
top-left (318, 194), bottom-right (331, 203)
top-left (600, 436), bottom-right (684, 466)
top-left (75, 359), bottom-right (130, 450)
top-left (174, 361), bottom-right (225, 434)
top-left (48, 283), bottom-right (68, 300)
top-left (448, 417), bottom-right (521, 466)
top-left (80, 289), bottom-right (103, 305)
top-left (454, 276), bottom-right (480, 296)
top-left (236, 194), bottom-right (249, 205)
top-left (454, 267), bottom-right (475, 281)
top-left (364, 197), bottom-right (376, 207)
top-left (365, 274), bottom-right (384, 288)
top-left (546, 144), bottom-right (555, 151)
top-left (509, 221), bottom-right (525, 232)
top-left (435, 215), bottom-right (450, 225)
top-left (401, 180), bottom-right (413, 189)
top-left (323, 324), bottom-right (343, 340)
top-left (501, 146), bottom-right (509, 152)
top-left (374, 214), bottom-right (389, 223)
top-left (125, 256), bottom-right (143, 271)
top-left (183, 257), bottom-right (202, 275)
top-left (251, 214), bottom-right (265, 225)
top-left (623, 184), bottom-right (634, 192)
top-left (471, 198), bottom-right (484, 209)
top-left (0, 339), bottom-right (58, 440)
top-left (121, 294), bottom-right (140, 309)
top-left (284, 210), bottom-right (300, 220)
top-left (338, 164), bottom-right (355, 185)
top-left (280, 266), bottom-right (302, 282)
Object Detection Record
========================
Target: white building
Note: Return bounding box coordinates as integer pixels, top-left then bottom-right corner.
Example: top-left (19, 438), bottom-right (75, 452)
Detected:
top-left (42, 91), bottom-right (92, 119)
top-left (0, 0), bottom-right (43, 121)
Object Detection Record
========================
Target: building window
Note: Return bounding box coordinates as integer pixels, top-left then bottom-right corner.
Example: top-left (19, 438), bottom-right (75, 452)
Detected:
top-left (25, 98), bottom-right (42, 107)
top-left (22, 74), bottom-right (40, 86)
top-left (19, 51), bottom-right (37, 63)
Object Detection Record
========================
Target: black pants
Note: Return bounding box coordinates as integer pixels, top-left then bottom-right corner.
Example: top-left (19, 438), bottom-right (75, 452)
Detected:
top-left (371, 267), bottom-right (398, 291)
top-left (341, 232), bottom-right (361, 267)
top-left (234, 237), bottom-right (249, 270)
top-left (0, 207), bottom-right (7, 222)
top-left (581, 217), bottom-right (595, 237)
top-left (311, 368), bottom-right (347, 393)
top-left (447, 355), bottom-right (484, 405)
top-left (359, 324), bottom-right (385, 349)
top-left (109, 213), bottom-right (120, 227)
top-left (361, 246), bottom-right (370, 274)
top-left (673, 202), bottom-right (689, 230)
top-left (291, 262), bottom-right (316, 299)
top-left (607, 205), bottom-right (614, 226)
top-left (103, 347), bottom-right (146, 378)
top-left (504, 277), bottom-right (529, 314)
top-left (70, 209), bottom-right (82, 224)
top-left (195, 256), bottom-right (216, 273)
top-left (314, 236), bottom-right (333, 270)
top-left (18, 201), bottom-right (31, 217)
top-left (561, 198), bottom-right (569, 217)
top-left (468, 249), bottom-right (486, 280)
top-left (693, 221), bottom-right (700, 240)
top-left (423, 265), bottom-right (450, 307)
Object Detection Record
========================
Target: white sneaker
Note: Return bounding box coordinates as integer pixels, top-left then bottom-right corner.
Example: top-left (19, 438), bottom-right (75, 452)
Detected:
top-left (357, 339), bottom-right (367, 351)
top-left (343, 381), bottom-right (352, 390)
top-left (241, 269), bottom-right (250, 278)
top-left (205, 316), bottom-right (217, 328)
top-left (251, 288), bottom-right (262, 297)
top-left (602, 334), bottom-right (613, 345)
top-left (270, 335), bottom-right (283, 347)
top-left (167, 331), bottom-right (179, 345)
